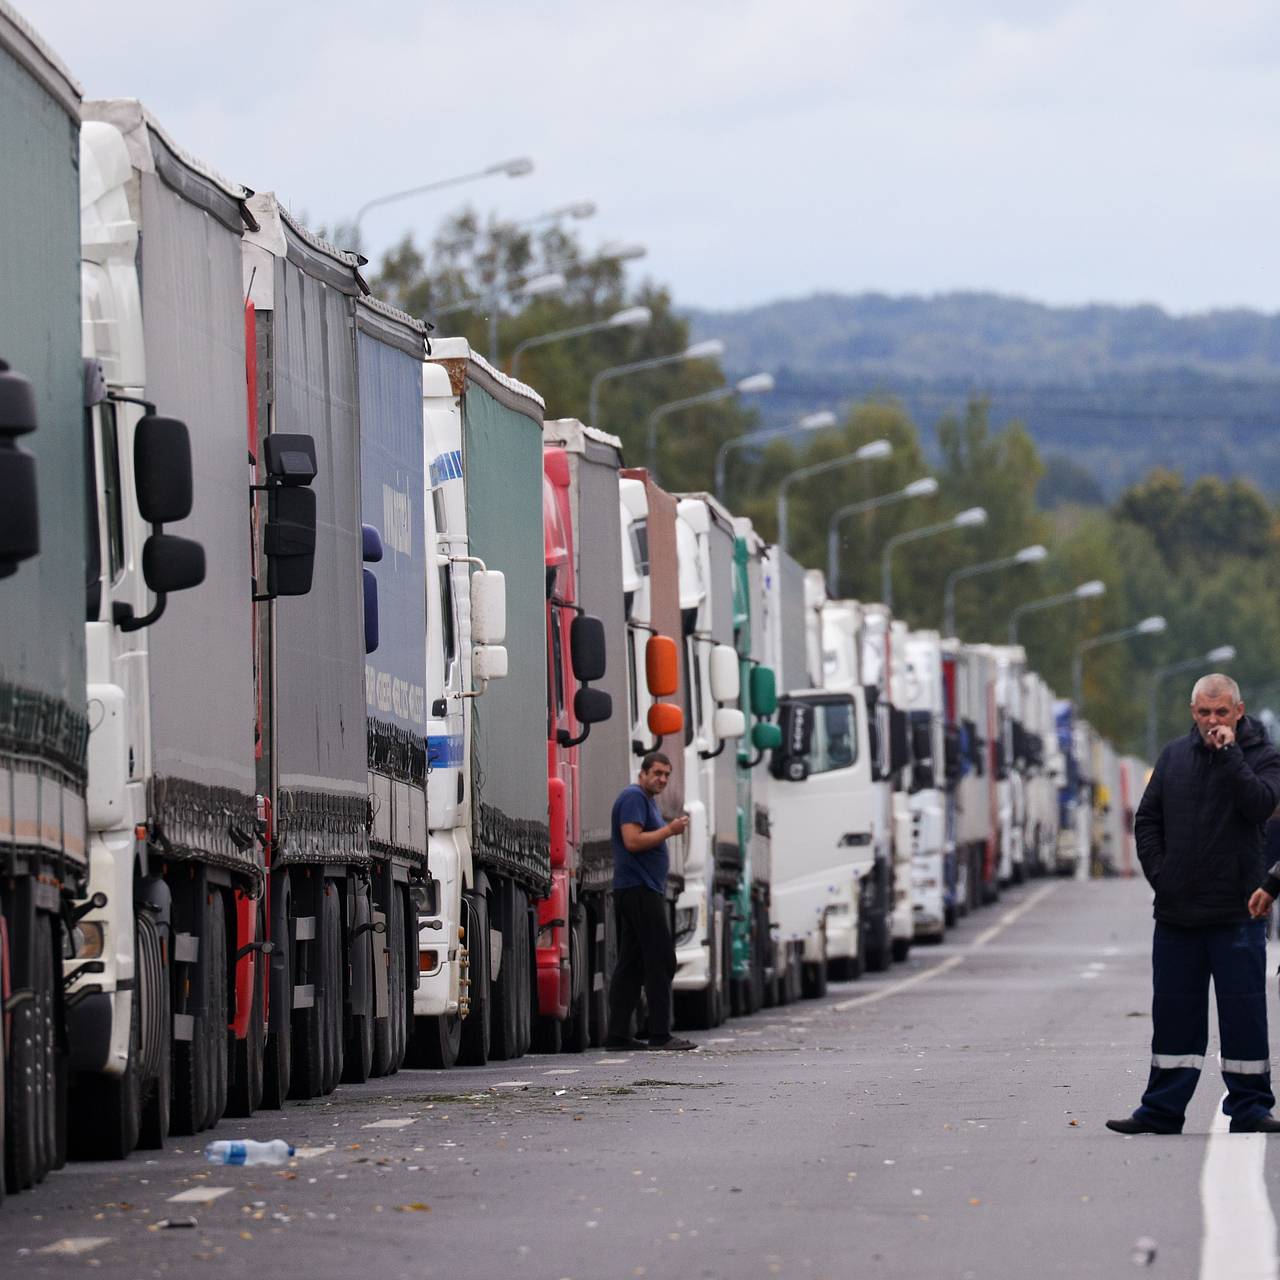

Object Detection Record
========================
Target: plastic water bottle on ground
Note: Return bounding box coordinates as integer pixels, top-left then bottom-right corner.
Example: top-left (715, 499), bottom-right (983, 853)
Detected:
top-left (204, 1139), bottom-right (295, 1166)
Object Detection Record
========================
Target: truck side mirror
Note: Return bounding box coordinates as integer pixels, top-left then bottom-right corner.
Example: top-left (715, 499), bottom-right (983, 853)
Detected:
top-left (749, 665), bottom-right (778, 717)
top-left (709, 644), bottom-right (739, 703)
top-left (646, 702), bottom-right (683, 741)
top-left (570, 614), bottom-right (607, 682)
top-left (559, 686), bottom-right (612, 749)
top-left (362, 523), bottom-right (384, 564)
top-left (645, 634), bottom-right (678, 697)
top-left (257, 432), bottom-right (318, 602)
top-left (471, 569), bottom-right (506, 646)
top-left (0, 360), bottom-right (39, 577)
top-left (363, 568), bottom-right (379, 654)
top-left (134, 415), bottom-right (193, 523)
top-left (472, 644), bottom-right (508, 682)
top-left (142, 533), bottom-right (205, 594)
top-left (751, 721), bottom-right (782, 751)
top-left (265, 486), bottom-right (317, 597)
top-left (702, 705), bottom-right (746, 758)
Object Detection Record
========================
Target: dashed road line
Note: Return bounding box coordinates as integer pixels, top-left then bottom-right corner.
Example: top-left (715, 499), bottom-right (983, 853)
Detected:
top-left (167, 1186), bottom-right (233, 1204)
top-left (362, 1118), bottom-right (416, 1129)
top-left (833, 883), bottom-right (1059, 1012)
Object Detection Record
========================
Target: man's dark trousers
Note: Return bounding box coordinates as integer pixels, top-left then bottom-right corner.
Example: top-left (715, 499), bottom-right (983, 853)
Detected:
top-left (1135, 919), bottom-right (1274, 1131)
top-left (607, 886), bottom-right (676, 1043)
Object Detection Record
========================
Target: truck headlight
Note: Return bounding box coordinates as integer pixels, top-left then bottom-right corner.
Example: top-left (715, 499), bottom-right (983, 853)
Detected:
top-left (673, 906), bottom-right (699, 947)
top-left (73, 921), bottom-right (105, 960)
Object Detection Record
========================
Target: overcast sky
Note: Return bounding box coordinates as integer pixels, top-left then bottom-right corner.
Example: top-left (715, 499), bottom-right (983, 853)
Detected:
top-left (34, 0), bottom-right (1280, 315)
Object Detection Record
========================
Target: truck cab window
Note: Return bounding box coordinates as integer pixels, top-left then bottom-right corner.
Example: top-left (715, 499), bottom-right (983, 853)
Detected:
top-left (100, 401), bottom-right (124, 581)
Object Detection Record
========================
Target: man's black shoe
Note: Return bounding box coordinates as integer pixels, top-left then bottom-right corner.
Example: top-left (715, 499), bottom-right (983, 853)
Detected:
top-left (1229, 1115), bottom-right (1280, 1134)
top-left (648, 1035), bottom-right (698, 1051)
top-left (602, 1036), bottom-right (647, 1051)
top-left (1105, 1116), bottom-right (1182, 1135)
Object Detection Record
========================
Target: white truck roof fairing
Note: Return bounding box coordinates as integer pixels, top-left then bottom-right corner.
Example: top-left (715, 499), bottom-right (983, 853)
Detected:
top-left (428, 336), bottom-right (546, 415)
top-left (543, 417), bottom-right (624, 455)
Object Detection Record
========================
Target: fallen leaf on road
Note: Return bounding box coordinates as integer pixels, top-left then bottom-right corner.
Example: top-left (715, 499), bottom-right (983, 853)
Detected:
top-left (1069, 1120), bottom-right (1081, 1127)
top-left (969, 1199), bottom-right (982, 1207)
top-left (395, 1203), bottom-right (431, 1213)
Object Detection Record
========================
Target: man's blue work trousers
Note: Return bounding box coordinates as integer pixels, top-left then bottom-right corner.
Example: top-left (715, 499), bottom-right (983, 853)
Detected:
top-left (1135, 919), bottom-right (1274, 1131)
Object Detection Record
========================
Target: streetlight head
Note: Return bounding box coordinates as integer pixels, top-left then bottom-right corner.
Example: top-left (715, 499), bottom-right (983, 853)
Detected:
top-left (1207, 645), bottom-right (1236, 664)
top-left (953, 506), bottom-right (988, 528)
top-left (1137, 615), bottom-right (1167, 635)
top-left (567, 201), bottom-right (596, 219)
top-left (736, 372), bottom-right (775, 396)
top-left (1015, 544), bottom-right (1048, 564)
top-left (855, 438), bottom-right (892, 461)
top-left (683, 339), bottom-right (725, 361)
top-left (492, 157), bottom-right (534, 178)
top-left (608, 305), bottom-right (652, 329)
top-left (1074, 579), bottom-right (1106, 599)
top-left (519, 272), bottom-right (564, 297)
top-left (903, 477), bottom-right (939, 498)
top-left (597, 240), bottom-right (647, 262)
top-left (798, 410), bottom-right (838, 432)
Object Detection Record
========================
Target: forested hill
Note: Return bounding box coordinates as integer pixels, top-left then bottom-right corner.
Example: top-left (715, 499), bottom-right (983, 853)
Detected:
top-left (685, 292), bottom-right (1280, 498)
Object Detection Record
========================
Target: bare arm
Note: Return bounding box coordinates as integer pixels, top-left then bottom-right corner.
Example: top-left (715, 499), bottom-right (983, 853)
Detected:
top-left (620, 816), bottom-right (688, 853)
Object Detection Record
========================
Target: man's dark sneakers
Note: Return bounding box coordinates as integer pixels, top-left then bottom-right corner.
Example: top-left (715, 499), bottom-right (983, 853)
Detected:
top-left (648, 1035), bottom-right (698, 1051)
top-left (1105, 1116), bottom-right (1183, 1135)
top-left (602, 1036), bottom-right (648, 1051)
top-left (1229, 1115), bottom-right (1280, 1134)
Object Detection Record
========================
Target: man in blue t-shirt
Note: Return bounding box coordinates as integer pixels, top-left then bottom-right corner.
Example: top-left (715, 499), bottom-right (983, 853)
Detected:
top-left (605, 752), bottom-right (696, 1051)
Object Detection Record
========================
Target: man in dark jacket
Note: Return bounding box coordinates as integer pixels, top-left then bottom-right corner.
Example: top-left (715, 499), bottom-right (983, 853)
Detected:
top-left (1108, 674), bottom-right (1280, 1135)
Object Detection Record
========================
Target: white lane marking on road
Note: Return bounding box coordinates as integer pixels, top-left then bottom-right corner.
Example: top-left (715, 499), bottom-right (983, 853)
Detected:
top-left (167, 1186), bottom-right (233, 1204)
top-left (833, 884), bottom-right (1059, 1012)
top-left (1199, 1092), bottom-right (1278, 1280)
top-left (1087, 962), bottom-right (1107, 970)
top-left (492, 1080), bottom-right (533, 1087)
top-left (362, 1118), bottom-right (415, 1129)
top-left (37, 1237), bottom-right (113, 1256)
top-left (595, 1058), bottom-right (628, 1065)
top-left (1079, 972), bottom-right (1101, 980)
top-left (543, 1068), bottom-right (580, 1075)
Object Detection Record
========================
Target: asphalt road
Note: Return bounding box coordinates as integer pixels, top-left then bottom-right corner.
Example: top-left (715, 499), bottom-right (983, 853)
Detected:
top-left (5, 876), bottom-right (1276, 1280)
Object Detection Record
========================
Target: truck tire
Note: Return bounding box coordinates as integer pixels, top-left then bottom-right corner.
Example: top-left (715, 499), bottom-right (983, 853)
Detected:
top-left (136, 909), bottom-right (171, 1148)
top-left (801, 958), bottom-right (828, 1000)
top-left (69, 933), bottom-right (143, 1160)
top-left (521, 901), bottom-right (536, 1056)
top-left (172, 888), bottom-right (224, 1134)
top-left (343, 884), bottom-right (374, 1085)
top-left (892, 936), bottom-right (911, 964)
top-left (562, 913), bottom-right (590, 1054)
top-left (6, 909), bottom-right (56, 1189)
top-left (320, 885), bottom-right (344, 1093)
top-left (290, 888), bottom-right (325, 1100)
top-left (261, 887), bottom-right (292, 1110)
top-left (407, 1013), bottom-right (461, 1069)
top-left (227, 902), bottom-right (266, 1117)
top-left (487, 885), bottom-right (520, 1061)
top-left (459, 892), bottom-right (492, 1066)
top-left (206, 890), bottom-right (229, 1127)
top-left (718, 900), bottom-right (733, 1024)
top-left (372, 885), bottom-right (405, 1077)
top-left (587, 904), bottom-right (610, 1048)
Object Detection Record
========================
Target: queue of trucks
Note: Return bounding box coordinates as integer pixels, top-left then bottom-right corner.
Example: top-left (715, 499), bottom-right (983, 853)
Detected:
top-left (0, 3), bottom-right (1143, 1200)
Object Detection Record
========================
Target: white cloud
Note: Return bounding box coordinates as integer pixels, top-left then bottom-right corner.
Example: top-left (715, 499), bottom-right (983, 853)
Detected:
top-left (31, 0), bottom-right (1280, 312)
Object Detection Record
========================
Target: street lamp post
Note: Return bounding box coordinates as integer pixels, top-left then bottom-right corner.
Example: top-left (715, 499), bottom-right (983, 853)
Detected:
top-left (714, 410), bottom-right (837, 502)
top-left (880, 508), bottom-right (988, 612)
top-left (826, 477), bottom-right (938, 595)
top-left (353, 157), bottom-right (534, 243)
top-left (1146, 644), bottom-right (1236, 760)
top-left (1007, 579), bottom-right (1106, 645)
top-left (646, 372), bottom-right (774, 482)
top-left (1072, 615), bottom-right (1167, 711)
top-left (942, 544), bottom-right (1048, 639)
top-left (776, 440), bottom-right (893, 555)
top-left (509, 305), bottom-right (651, 381)
top-left (588, 339), bottom-right (725, 429)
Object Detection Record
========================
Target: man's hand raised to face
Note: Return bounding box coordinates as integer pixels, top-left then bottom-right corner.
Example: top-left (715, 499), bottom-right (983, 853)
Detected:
top-left (1208, 724), bottom-right (1237, 750)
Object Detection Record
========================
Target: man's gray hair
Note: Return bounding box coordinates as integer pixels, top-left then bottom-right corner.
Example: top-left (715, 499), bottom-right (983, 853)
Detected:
top-left (1190, 672), bottom-right (1241, 704)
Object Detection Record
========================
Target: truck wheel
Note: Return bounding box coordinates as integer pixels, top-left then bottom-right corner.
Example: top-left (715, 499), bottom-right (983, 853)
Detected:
top-left (343, 886), bottom-right (374, 1085)
top-left (407, 1012), bottom-right (461, 1069)
top-left (749, 900), bottom-right (768, 1012)
top-left (373, 885), bottom-right (404, 1077)
top-left (487, 886), bottom-right (520, 1061)
top-left (459, 893), bottom-right (492, 1066)
top-left (531, 1015), bottom-right (562, 1054)
top-left (290, 889), bottom-right (325, 1100)
top-left (717, 898), bottom-right (732, 1025)
top-left (892, 937), bottom-right (911, 964)
top-left (562, 914), bottom-right (590, 1055)
top-left (227, 903), bottom-right (266, 1117)
top-left (172, 890), bottom-right (219, 1134)
top-left (69, 933), bottom-right (143, 1160)
top-left (7, 910), bottom-right (54, 1188)
top-left (320, 885), bottom-right (344, 1093)
top-left (137, 909), bottom-right (171, 1148)
top-left (206, 890), bottom-right (229, 1127)
top-left (261, 889), bottom-right (292, 1110)
top-left (801, 959), bottom-right (827, 1000)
